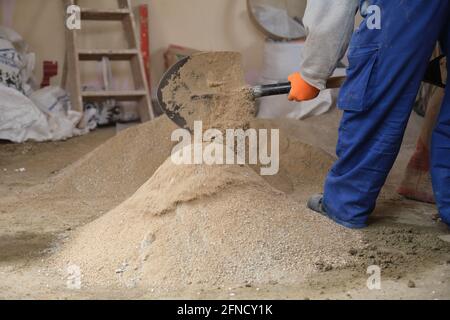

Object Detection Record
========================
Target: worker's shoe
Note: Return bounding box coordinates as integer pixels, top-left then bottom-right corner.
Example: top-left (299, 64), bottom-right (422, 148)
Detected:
top-left (307, 194), bottom-right (368, 229)
top-left (307, 194), bottom-right (327, 216)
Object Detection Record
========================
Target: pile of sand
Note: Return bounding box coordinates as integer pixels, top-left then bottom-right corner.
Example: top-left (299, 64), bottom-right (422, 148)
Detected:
top-left (35, 51), bottom-right (338, 204)
top-left (32, 116), bottom-right (334, 202)
top-left (47, 51), bottom-right (397, 291)
top-left (162, 52), bottom-right (257, 131)
top-left (48, 112), bottom-right (353, 291)
top-left (6, 113), bottom-right (337, 235)
top-left (53, 152), bottom-right (363, 290)
top-left (40, 117), bottom-right (178, 200)
top-left (43, 111), bottom-right (443, 292)
top-left (4, 47), bottom-right (446, 296)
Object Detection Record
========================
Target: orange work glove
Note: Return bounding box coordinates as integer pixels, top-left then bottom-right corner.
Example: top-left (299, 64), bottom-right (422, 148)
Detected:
top-left (288, 72), bottom-right (320, 101)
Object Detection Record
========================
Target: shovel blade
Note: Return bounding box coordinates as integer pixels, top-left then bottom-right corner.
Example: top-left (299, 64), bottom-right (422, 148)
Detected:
top-left (156, 56), bottom-right (190, 129)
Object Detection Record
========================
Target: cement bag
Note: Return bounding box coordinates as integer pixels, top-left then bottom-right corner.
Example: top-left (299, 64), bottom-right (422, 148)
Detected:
top-left (0, 85), bottom-right (52, 143)
top-left (0, 26), bottom-right (36, 95)
top-left (30, 86), bottom-right (87, 141)
top-left (257, 40), bottom-right (340, 120)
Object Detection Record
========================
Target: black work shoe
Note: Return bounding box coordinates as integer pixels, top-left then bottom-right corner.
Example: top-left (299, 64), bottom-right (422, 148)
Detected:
top-left (307, 194), bottom-right (369, 229)
top-left (307, 194), bottom-right (326, 216)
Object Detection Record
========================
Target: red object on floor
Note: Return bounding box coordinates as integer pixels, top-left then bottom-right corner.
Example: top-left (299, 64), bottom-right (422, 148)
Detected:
top-left (397, 139), bottom-right (436, 204)
top-left (139, 4), bottom-right (151, 92)
top-left (40, 61), bottom-right (58, 88)
top-left (407, 139), bottom-right (431, 172)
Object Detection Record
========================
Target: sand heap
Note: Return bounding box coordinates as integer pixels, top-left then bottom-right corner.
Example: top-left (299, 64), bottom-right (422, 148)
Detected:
top-left (54, 150), bottom-right (363, 290)
top-left (36, 51), bottom-right (337, 203)
top-left (40, 117), bottom-right (178, 200)
top-left (51, 51), bottom-right (364, 291)
top-left (162, 52), bottom-right (256, 131)
top-left (42, 116), bottom-right (335, 200)
top-left (38, 52), bottom-right (255, 202)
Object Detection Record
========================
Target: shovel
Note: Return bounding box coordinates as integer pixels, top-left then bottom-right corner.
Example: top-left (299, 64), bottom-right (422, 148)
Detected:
top-left (157, 56), bottom-right (346, 130)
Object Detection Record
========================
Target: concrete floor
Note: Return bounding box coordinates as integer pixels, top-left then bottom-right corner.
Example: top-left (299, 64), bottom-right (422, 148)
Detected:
top-left (0, 122), bottom-right (449, 300)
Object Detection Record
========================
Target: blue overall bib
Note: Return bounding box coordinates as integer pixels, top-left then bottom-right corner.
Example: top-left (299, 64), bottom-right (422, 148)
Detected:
top-left (323, 0), bottom-right (450, 228)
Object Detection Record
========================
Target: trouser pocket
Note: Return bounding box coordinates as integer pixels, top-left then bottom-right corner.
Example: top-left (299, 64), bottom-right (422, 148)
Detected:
top-left (338, 45), bottom-right (379, 112)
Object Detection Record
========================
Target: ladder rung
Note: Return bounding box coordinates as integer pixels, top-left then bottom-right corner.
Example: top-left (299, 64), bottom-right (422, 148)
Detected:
top-left (82, 90), bottom-right (147, 102)
top-left (78, 49), bottom-right (139, 61)
top-left (81, 9), bottom-right (130, 21)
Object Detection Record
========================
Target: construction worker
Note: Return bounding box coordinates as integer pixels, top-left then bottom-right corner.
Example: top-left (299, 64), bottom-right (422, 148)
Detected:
top-left (288, 0), bottom-right (450, 229)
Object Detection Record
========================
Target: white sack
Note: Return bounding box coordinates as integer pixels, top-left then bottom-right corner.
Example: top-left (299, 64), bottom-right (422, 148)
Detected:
top-left (29, 86), bottom-right (87, 141)
top-left (0, 27), bottom-right (88, 143)
top-left (0, 26), bottom-right (37, 95)
top-left (0, 85), bottom-right (87, 143)
top-left (0, 85), bottom-right (51, 142)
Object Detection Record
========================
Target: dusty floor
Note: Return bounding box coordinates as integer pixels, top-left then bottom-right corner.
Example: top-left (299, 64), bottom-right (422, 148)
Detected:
top-left (0, 116), bottom-right (449, 300)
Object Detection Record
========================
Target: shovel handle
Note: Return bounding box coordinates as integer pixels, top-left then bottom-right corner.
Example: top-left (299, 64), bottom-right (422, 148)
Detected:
top-left (251, 76), bottom-right (347, 99)
top-left (252, 82), bottom-right (291, 98)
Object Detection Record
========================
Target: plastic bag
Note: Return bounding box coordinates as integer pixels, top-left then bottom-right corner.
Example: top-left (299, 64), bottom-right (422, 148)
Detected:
top-left (0, 85), bottom-right (87, 143)
top-left (0, 26), bottom-right (37, 95)
top-left (0, 85), bottom-right (51, 142)
top-left (30, 86), bottom-right (87, 141)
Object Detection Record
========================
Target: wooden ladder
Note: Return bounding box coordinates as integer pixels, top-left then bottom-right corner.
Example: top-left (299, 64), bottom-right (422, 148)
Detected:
top-left (63, 0), bottom-right (154, 123)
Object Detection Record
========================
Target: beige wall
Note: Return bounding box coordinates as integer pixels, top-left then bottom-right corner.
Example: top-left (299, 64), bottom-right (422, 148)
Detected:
top-left (2, 0), bottom-right (266, 92)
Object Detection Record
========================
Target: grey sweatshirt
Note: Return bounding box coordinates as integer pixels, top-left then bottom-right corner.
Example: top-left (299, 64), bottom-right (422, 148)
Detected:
top-left (300, 0), bottom-right (359, 90)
